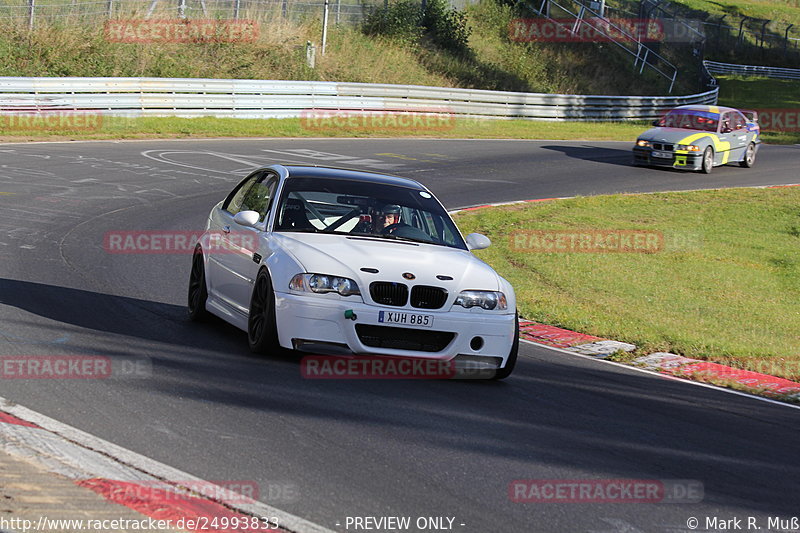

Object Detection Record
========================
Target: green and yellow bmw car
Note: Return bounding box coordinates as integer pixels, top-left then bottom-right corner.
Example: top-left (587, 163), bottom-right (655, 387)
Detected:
top-left (632, 105), bottom-right (760, 173)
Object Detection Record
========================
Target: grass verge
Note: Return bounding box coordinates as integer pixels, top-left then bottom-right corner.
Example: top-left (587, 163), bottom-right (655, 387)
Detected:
top-left (672, 0), bottom-right (800, 29)
top-left (2, 114), bottom-right (796, 144)
top-left (0, 115), bottom-right (650, 143)
top-left (453, 186), bottom-right (800, 381)
top-left (0, 1), bottom-right (669, 94)
top-left (717, 76), bottom-right (800, 110)
top-left (716, 75), bottom-right (800, 145)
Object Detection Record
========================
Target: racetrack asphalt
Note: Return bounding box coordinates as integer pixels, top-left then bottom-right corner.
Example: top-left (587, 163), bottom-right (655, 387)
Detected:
top-left (0, 138), bottom-right (799, 533)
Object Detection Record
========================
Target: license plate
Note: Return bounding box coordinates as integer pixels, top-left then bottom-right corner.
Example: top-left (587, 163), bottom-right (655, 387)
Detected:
top-left (378, 311), bottom-right (434, 328)
top-left (651, 150), bottom-right (671, 159)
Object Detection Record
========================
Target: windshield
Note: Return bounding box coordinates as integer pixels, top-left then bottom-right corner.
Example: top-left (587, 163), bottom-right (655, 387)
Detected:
top-left (658, 110), bottom-right (719, 132)
top-left (273, 176), bottom-right (468, 250)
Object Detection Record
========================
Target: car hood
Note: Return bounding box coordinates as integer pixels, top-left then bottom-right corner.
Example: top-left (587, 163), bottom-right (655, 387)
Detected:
top-left (638, 127), bottom-right (716, 143)
top-left (272, 232), bottom-right (502, 293)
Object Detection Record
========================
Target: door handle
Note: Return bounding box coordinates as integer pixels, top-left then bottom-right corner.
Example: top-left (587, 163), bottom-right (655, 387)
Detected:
top-left (222, 225), bottom-right (231, 234)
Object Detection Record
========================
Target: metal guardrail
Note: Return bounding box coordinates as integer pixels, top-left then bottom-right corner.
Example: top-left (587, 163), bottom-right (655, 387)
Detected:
top-left (0, 77), bottom-right (719, 121)
top-left (703, 60), bottom-right (800, 80)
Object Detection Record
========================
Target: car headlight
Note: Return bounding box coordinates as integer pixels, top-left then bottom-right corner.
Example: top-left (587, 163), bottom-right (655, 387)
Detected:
top-left (454, 291), bottom-right (507, 310)
top-left (636, 139), bottom-right (650, 147)
top-left (677, 144), bottom-right (701, 151)
top-left (289, 273), bottom-right (361, 297)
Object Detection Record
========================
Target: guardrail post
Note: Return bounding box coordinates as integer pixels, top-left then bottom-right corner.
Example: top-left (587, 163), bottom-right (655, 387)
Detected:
top-left (785, 24), bottom-right (794, 56)
top-left (759, 20), bottom-right (768, 49)
top-left (27, 0), bottom-right (34, 29)
top-left (321, 0), bottom-right (329, 55)
top-left (737, 16), bottom-right (748, 46)
top-left (282, 0), bottom-right (288, 18)
top-left (306, 41), bottom-right (316, 69)
top-left (178, 0), bottom-right (186, 18)
top-left (106, 0), bottom-right (113, 18)
top-left (233, 0), bottom-right (240, 19)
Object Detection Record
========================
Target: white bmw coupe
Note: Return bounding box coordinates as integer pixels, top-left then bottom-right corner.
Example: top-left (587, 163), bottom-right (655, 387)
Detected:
top-left (188, 165), bottom-right (518, 379)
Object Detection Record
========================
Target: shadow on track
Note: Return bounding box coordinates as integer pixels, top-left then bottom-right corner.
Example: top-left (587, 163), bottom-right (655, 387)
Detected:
top-left (540, 145), bottom-right (641, 168)
top-left (1, 278), bottom-right (799, 522)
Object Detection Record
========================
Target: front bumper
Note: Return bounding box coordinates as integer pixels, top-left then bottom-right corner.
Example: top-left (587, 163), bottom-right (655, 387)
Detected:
top-left (633, 147), bottom-right (703, 170)
top-left (274, 291), bottom-right (517, 366)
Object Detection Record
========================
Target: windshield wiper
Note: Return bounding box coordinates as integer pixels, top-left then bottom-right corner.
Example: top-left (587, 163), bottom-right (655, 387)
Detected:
top-left (376, 233), bottom-right (424, 243)
top-left (371, 233), bottom-right (448, 246)
top-left (346, 234), bottom-right (420, 245)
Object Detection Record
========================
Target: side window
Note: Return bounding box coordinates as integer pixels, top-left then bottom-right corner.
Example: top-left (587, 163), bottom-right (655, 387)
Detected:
top-left (240, 174), bottom-right (277, 222)
top-left (223, 173), bottom-right (260, 216)
top-left (732, 112), bottom-right (746, 131)
top-left (720, 112), bottom-right (733, 133)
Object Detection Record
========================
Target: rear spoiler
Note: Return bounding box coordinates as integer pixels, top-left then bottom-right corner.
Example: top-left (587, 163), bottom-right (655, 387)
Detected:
top-left (741, 109), bottom-right (759, 123)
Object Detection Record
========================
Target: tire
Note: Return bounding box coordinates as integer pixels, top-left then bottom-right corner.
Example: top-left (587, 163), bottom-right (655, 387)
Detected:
top-left (492, 312), bottom-right (519, 380)
top-left (248, 268), bottom-right (280, 354)
top-left (187, 247), bottom-right (209, 322)
top-left (701, 146), bottom-right (714, 174)
top-left (740, 142), bottom-right (756, 168)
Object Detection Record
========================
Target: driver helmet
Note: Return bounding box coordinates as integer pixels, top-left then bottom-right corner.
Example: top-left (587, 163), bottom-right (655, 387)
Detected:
top-left (377, 204), bottom-right (402, 230)
top-left (380, 204), bottom-right (402, 220)
top-left (381, 204), bottom-right (401, 215)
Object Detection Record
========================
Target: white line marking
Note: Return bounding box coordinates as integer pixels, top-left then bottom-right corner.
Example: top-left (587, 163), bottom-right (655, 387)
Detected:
top-left (0, 397), bottom-right (335, 533)
top-left (261, 149), bottom-right (405, 170)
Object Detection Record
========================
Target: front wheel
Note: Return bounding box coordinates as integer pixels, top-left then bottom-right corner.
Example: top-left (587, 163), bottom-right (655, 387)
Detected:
top-left (248, 269), bottom-right (280, 354)
top-left (187, 248), bottom-right (209, 322)
top-left (492, 312), bottom-right (519, 380)
top-left (701, 146), bottom-right (714, 174)
top-left (740, 142), bottom-right (756, 168)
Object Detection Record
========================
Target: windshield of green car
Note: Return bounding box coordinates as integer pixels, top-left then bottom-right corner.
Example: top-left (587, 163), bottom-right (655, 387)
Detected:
top-left (658, 110), bottom-right (719, 132)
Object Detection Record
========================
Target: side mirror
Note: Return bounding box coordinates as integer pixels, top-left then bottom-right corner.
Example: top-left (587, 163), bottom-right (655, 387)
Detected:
top-left (465, 233), bottom-right (491, 251)
top-left (233, 210), bottom-right (260, 228)
top-left (652, 120), bottom-right (660, 127)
